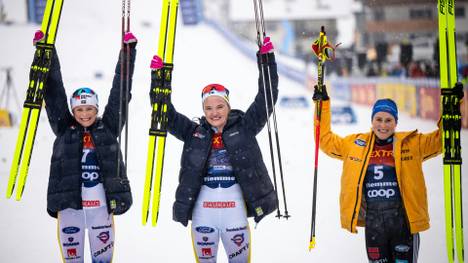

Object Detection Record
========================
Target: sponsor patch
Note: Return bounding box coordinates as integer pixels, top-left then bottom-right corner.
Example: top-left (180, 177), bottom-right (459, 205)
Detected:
top-left (97, 231), bottom-right (110, 244)
top-left (202, 248), bottom-right (212, 257)
top-left (203, 201), bottom-right (236, 208)
top-left (394, 244), bottom-right (410, 253)
top-left (229, 243), bottom-right (249, 259)
top-left (62, 226), bottom-right (80, 234)
top-left (226, 226), bottom-right (247, 232)
top-left (354, 139), bottom-right (366, 147)
top-left (193, 132), bottom-right (205, 139)
top-left (195, 226), bottom-right (215, 234)
top-left (82, 200), bottom-right (101, 207)
top-left (67, 248), bottom-right (77, 258)
top-left (368, 247), bottom-right (380, 260)
top-left (231, 233), bottom-right (244, 247)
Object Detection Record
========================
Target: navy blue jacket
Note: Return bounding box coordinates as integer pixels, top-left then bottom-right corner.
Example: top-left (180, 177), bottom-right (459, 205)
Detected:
top-left (168, 53), bottom-right (279, 226)
top-left (43, 48), bottom-right (135, 218)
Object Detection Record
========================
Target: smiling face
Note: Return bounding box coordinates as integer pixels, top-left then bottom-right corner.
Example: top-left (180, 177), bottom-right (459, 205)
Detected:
top-left (72, 105), bottom-right (98, 128)
top-left (371, 111), bottom-right (397, 140)
top-left (203, 96), bottom-right (230, 133)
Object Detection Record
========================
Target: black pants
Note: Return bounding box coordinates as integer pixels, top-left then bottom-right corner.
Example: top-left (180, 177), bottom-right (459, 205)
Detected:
top-left (365, 202), bottom-right (420, 263)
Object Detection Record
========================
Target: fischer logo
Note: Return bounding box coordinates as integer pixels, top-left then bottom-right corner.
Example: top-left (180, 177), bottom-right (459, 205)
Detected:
top-left (367, 189), bottom-right (395, 199)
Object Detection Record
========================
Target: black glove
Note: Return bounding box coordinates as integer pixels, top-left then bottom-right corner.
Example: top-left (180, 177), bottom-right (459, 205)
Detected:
top-left (454, 82), bottom-right (464, 100)
top-left (312, 84), bottom-right (329, 101)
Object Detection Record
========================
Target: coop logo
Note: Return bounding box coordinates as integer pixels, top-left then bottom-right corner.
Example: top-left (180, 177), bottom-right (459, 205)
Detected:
top-left (82, 171), bottom-right (100, 187)
top-left (367, 189), bottom-right (395, 199)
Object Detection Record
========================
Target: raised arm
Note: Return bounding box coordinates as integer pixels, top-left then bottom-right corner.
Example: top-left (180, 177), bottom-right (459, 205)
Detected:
top-left (43, 47), bottom-right (74, 136)
top-left (102, 33), bottom-right (137, 136)
top-left (149, 55), bottom-right (197, 141)
top-left (313, 86), bottom-right (347, 160)
top-left (243, 37), bottom-right (279, 135)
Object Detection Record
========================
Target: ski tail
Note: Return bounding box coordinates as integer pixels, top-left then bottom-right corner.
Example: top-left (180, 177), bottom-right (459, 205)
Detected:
top-left (6, 0), bottom-right (63, 200)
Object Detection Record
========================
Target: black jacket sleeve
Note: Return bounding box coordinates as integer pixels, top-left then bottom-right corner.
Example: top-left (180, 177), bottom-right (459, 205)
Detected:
top-left (44, 48), bottom-right (74, 136)
top-left (166, 102), bottom-right (198, 142)
top-left (243, 52), bottom-right (279, 135)
top-left (102, 47), bottom-right (137, 136)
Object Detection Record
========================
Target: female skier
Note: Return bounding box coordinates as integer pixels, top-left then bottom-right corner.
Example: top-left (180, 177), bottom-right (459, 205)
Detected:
top-left (38, 30), bottom-right (137, 262)
top-left (313, 83), bottom-right (462, 262)
top-left (150, 37), bottom-right (278, 262)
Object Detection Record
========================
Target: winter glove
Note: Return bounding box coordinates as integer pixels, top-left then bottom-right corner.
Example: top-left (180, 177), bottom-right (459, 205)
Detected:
top-left (33, 30), bottom-right (45, 46)
top-left (454, 82), bottom-right (464, 100)
top-left (150, 55), bottom-right (163, 71)
top-left (123, 32), bottom-right (138, 48)
top-left (260, 36), bottom-right (274, 54)
top-left (312, 84), bottom-right (329, 101)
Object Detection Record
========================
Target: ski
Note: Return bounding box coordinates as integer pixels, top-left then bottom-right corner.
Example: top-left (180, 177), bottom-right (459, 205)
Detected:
top-left (6, 0), bottom-right (63, 200)
top-left (252, 0), bottom-right (290, 220)
top-left (438, 0), bottom-right (465, 262)
top-left (142, 0), bottom-right (179, 227)
top-left (309, 26), bottom-right (339, 251)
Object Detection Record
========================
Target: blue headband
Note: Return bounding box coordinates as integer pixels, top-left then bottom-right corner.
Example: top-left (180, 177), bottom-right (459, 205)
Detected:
top-left (371, 98), bottom-right (398, 122)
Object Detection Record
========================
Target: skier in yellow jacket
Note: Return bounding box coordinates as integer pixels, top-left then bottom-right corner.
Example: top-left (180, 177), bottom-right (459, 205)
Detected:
top-left (312, 85), bottom-right (448, 263)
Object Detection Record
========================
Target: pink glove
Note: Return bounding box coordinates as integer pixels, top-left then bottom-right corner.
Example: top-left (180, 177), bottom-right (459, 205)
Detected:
top-left (33, 30), bottom-right (44, 46)
top-left (260, 36), bottom-right (274, 54)
top-left (150, 55), bottom-right (163, 70)
top-left (123, 32), bottom-right (137, 44)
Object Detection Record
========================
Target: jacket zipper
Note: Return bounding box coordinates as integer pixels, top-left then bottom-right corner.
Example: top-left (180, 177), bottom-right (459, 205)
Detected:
top-left (349, 134), bottom-right (374, 231)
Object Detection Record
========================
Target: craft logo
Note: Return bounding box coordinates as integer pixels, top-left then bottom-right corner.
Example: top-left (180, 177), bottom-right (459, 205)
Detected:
top-left (231, 233), bottom-right (244, 247)
top-left (97, 231), bottom-right (110, 244)
top-left (82, 200), bottom-right (100, 207)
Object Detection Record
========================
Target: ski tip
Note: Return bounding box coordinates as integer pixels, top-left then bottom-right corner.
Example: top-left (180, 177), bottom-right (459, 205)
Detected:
top-left (308, 238), bottom-right (316, 251)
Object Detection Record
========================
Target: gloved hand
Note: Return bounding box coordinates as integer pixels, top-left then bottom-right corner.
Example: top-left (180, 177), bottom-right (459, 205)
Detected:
top-left (123, 32), bottom-right (138, 48)
top-left (259, 36), bottom-right (274, 54)
top-left (312, 84), bottom-right (329, 101)
top-left (454, 82), bottom-right (464, 100)
top-left (150, 55), bottom-right (163, 71)
top-left (33, 30), bottom-right (44, 46)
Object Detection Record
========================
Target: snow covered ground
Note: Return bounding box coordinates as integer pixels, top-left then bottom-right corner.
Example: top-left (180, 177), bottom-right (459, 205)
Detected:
top-left (1, 1), bottom-right (467, 262)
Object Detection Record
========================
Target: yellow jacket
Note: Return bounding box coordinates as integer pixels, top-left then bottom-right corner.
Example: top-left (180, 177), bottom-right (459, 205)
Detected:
top-left (316, 100), bottom-right (442, 234)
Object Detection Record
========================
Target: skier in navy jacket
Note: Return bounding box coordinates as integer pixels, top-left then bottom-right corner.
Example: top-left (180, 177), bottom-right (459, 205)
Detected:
top-left (40, 30), bottom-right (137, 263)
top-left (150, 37), bottom-right (278, 263)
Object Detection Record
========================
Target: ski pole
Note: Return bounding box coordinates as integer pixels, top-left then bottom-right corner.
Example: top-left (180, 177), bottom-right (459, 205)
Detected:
top-left (252, 0), bottom-right (290, 219)
top-left (309, 26), bottom-right (340, 250)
